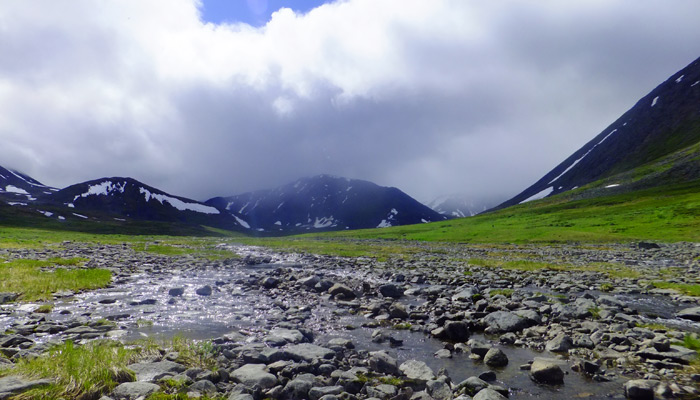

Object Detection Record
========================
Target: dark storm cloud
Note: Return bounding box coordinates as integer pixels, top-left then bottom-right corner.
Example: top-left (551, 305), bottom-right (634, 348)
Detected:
top-left (1, 0), bottom-right (699, 204)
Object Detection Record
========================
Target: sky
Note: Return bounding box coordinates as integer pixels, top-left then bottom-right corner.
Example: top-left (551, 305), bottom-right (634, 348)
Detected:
top-left (1, 1), bottom-right (699, 205)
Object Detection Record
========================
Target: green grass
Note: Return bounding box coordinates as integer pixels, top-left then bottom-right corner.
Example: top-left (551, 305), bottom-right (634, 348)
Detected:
top-left (313, 181), bottom-right (700, 244)
top-left (135, 243), bottom-right (240, 261)
top-left (636, 322), bottom-right (672, 331)
top-left (489, 289), bottom-right (514, 297)
top-left (651, 282), bottom-right (700, 297)
top-left (0, 340), bottom-right (139, 400)
top-left (0, 258), bottom-right (112, 301)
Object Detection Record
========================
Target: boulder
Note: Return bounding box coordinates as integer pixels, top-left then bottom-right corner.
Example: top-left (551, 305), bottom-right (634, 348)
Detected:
top-left (677, 306), bottom-right (700, 322)
top-left (530, 358), bottom-right (564, 385)
top-left (473, 388), bottom-right (508, 400)
top-left (195, 285), bottom-right (212, 296)
top-left (624, 379), bottom-right (659, 400)
top-left (545, 334), bottom-right (573, 353)
top-left (285, 344), bottom-right (335, 362)
top-left (230, 364), bottom-right (278, 389)
top-left (168, 287), bottom-right (184, 297)
top-left (369, 351), bottom-right (400, 375)
top-left (127, 360), bottom-right (186, 382)
top-left (443, 321), bottom-right (470, 341)
top-left (484, 348), bottom-right (508, 367)
top-left (111, 381), bottom-right (161, 400)
top-left (482, 311), bottom-right (527, 333)
top-left (399, 360), bottom-right (435, 382)
top-left (328, 283), bottom-right (356, 299)
top-left (0, 376), bottom-right (52, 399)
top-left (379, 284), bottom-right (404, 299)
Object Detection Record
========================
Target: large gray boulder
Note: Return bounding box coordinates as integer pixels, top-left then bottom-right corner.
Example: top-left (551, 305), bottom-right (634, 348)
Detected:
top-left (484, 348), bottom-right (508, 367)
top-left (111, 381), bottom-right (161, 400)
top-left (473, 388), bottom-right (508, 400)
top-left (230, 364), bottom-right (278, 389)
top-left (379, 284), bottom-right (404, 299)
top-left (529, 358), bottom-right (564, 385)
top-left (285, 344), bottom-right (335, 363)
top-left (482, 311), bottom-right (527, 333)
top-left (328, 283), bottom-right (355, 299)
top-left (284, 373), bottom-right (317, 400)
top-left (0, 376), bottom-right (52, 399)
top-left (624, 379), bottom-right (659, 400)
top-left (369, 351), bottom-right (400, 375)
top-left (545, 334), bottom-right (573, 353)
top-left (127, 360), bottom-right (186, 382)
top-left (399, 360), bottom-right (435, 382)
top-left (677, 306), bottom-right (700, 322)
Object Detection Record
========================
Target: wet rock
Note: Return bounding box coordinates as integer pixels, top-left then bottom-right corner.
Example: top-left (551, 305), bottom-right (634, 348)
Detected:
top-left (426, 379), bottom-right (452, 400)
top-left (260, 277), bottom-right (280, 289)
top-left (111, 381), bottom-right (161, 400)
top-left (624, 379), bottom-right (659, 400)
top-left (443, 321), bottom-right (470, 341)
top-left (483, 348), bottom-right (508, 368)
top-left (366, 384), bottom-right (397, 399)
top-left (231, 364), bottom-right (278, 390)
top-left (379, 284), bottom-right (404, 299)
top-left (452, 286), bottom-right (479, 302)
top-left (299, 275), bottom-right (321, 288)
top-left (545, 334), bottom-right (573, 353)
top-left (327, 338), bottom-right (354, 351)
top-left (399, 360), bottom-right (435, 382)
top-left (227, 393), bottom-right (254, 400)
top-left (473, 388), bottom-right (507, 400)
top-left (127, 360), bottom-right (187, 382)
top-left (264, 328), bottom-right (306, 346)
top-left (434, 349), bottom-right (452, 359)
top-left (196, 285), bottom-right (213, 296)
top-left (389, 303), bottom-right (409, 319)
top-left (478, 371), bottom-right (496, 382)
top-left (529, 359), bottom-right (564, 385)
top-left (638, 242), bottom-right (660, 250)
top-left (329, 283), bottom-right (356, 299)
top-left (456, 376), bottom-right (488, 394)
top-left (636, 345), bottom-right (698, 365)
top-left (677, 306), bottom-right (700, 322)
top-left (0, 293), bottom-right (18, 304)
top-left (284, 373), bottom-right (317, 399)
top-left (467, 339), bottom-right (491, 358)
top-left (482, 311), bottom-right (527, 333)
top-left (369, 351), bottom-right (400, 375)
top-left (0, 376), bottom-right (52, 398)
top-left (285, 344), bottom-right (335, 363)
top-left (309, 386), bottom-right (343, 400)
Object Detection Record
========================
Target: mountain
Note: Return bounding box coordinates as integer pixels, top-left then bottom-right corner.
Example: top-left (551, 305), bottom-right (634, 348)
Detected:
top-left (206, 174), bottom-right (446, 233)
top-left (498, 56), bottom-right (700, 208)
top-left (0, 165), bottom-right (57, 204)
top-left (428, 194), bottom-right (499, 218)
top-left (43, 177), bottom-right (248, 230)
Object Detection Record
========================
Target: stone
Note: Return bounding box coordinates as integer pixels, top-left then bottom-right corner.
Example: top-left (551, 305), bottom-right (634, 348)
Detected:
top-left (0, 293), bottom-right (18, 304)
top-left (195, 285), bottom-right (212, 296)
top-left (0, 376), bottom-right (52, 398)
top-left (168, 287), bottom-right (185, 297)
top-left (452, 286), bottom-right (479, 302)
top-left (636, 345), bottom-right (698, 365)
top-left (230, 364), bottom-right (278, 389)
top-left (189, 379), bottom-right (218, 395)
top-left (389, 303), bottom-right (409, 319)
top-left (111, 381), bottom-right (161, 400)
top-left (260, 277), bottom-right (280, 289)
top-left (309, 386), bottom-right (343, 400)
top-left (545, 334), bottom-right (573, 353)
top-left (284, 373), bottom-right (316, 400)
top-left (369, 351), bottom-right (400, 375)
top-left (530, 359), bottom-right (564, 385)
top-left (478, 371), bottom-right (497, 382)
top-left (127, 360), bottom-right (186, 382)
top-left (443, 321), bottom-right (470, 341)
top-left (456, 376), bottom-right (488, 394)
top-left (677, 306), bottom-right (700, 322)
top-left (483, 348), bottom-right (508, 368)
top-left (299, 275), bottom-right (321, 288)
top-left (399, 360), bottom-right (435, 382)
top-left (379, 284), bottom-right (404, 299)
top-left (426, 379), bottom-right (452, 400)
top-left (467, 339), bottom-right (491, 358)
top-left (482, 311), bottom-right (527, 333)
top-left (366, 384), bottom-right (397, 399)
top-left (264, 328), bottom-right (305, 345)
top-left (624, 379), bottom-right (659, 400)
top-left (473, 388), bottom-right (508, 400)
top-left (228, 394), bottom-right (254, 400)
top-left (285, 344), bottom-right (335, 363)
top-left (328, 283), bottom-right (356, 299)
top-left (434, 349), bottom-right (452, 359)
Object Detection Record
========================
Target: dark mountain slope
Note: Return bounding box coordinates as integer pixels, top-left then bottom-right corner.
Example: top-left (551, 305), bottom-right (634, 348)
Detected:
top-left (499, 56), bottom-right (700, 208)
top-left (0, 165), bottom-right (57, 203)
top-left (206, 174), bottom-right (446, 233)
top-left (44, 177), bottom-right (248, 230)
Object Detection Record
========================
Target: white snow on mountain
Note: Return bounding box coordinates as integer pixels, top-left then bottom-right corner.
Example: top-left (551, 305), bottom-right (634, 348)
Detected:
top-left (139, 187), bottom-right (220, 214)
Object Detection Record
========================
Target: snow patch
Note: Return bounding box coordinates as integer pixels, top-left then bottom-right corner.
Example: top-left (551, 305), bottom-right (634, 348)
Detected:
top-left (605, 184), bottom-right (620, 188)
top-left (74, 180), bottom-right (126, 201)
top-left (376, 220), bottom-right (392, 228)
top-left (114, 218), bottom-right (126, 222)
top-left (676, 75), bottom-right (684, 83)
top-left (72, 213), bottom-right (88, 219)
top-left (548, 128), bottom-right (618, 185)
top-left (421, 219), bottom-right (428, 223)
top-left (7, 202), bottom-right (27, 206)
top-left (5, 185), bottom-right (29, 195)
top-left (233, 215), bottom-right (250, 229)
top-left (58, 216), bottom-right (65, 221)
top-left (519, 187), bottom-right (554, 204)
top-left (651, 96), bottom-right (659, 107)
top-left (140, 187), bottom-right (220, 214)
top-left (692, 81), bottom-right (700, 87)
top-left (274, 221), bottom-right (282, 226)
top-left (38, 210), bottom-right (53, 217)
top-left (67, 203), bottom-right (75, 208)
top-left (313, 216), bottom-right (335, 229)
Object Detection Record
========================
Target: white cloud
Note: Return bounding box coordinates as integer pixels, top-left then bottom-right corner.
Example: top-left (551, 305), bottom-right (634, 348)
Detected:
top-left (1, 0), bottom-right (699, 204)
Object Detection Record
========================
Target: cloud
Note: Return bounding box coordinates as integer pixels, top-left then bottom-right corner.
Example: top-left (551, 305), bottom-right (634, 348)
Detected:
top-left (1, 0), bottom-right (699, 204)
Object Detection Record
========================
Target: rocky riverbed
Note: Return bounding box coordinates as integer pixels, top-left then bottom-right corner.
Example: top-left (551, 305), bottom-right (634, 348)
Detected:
top-left (0, 240), bottom-right (699, 400)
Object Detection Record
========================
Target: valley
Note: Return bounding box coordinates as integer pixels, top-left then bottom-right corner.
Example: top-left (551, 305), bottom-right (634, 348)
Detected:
top-left (0, 230), bottom-right (698, 399)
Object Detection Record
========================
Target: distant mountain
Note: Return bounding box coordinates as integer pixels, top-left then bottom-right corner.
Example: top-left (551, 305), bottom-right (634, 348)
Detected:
top-left (44, 177), bottom-right (248, 230)
top-left (206, 174), bottom-right (446, 233)
top-left (498, 55), bottom-right (700, 208)
top-left (428, 194), bottom-right (498, 218)
top-left (0, 165), bottom-right (57, 204)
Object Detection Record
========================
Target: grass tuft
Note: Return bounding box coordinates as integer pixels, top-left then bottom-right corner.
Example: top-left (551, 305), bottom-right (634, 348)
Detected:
top-left (651, 282), bottom-right (700, 297)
